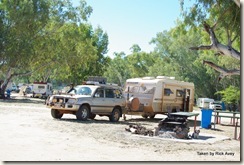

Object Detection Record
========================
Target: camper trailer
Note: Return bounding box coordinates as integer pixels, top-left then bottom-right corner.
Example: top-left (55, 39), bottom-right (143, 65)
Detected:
top-left (32, 82), bottom-right (53, 98)
top-left (124, 76), bottom-right (195, 118)
top-left (197, 98), bottom-right (214, 109)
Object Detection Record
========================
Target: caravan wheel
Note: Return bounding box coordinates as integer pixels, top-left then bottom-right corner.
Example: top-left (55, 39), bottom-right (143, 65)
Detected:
top-left (142, 114), bottom-right (148, 119)
top-left (149, 114), bottom-right (155, 119)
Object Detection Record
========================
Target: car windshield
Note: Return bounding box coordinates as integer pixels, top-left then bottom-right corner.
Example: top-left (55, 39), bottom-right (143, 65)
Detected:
top-left (68, 86), bottom-right (93, 96)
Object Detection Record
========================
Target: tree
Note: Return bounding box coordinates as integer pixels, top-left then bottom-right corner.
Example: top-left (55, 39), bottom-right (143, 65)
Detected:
top-left (126, 51), bottom-right (155, 78)
top-left (103, 52), bottom-right (130, 86)
top-left (0, 0), bottom-right (51, 97)
top-left (150, 25), bottom-right (218, 98)
top-left (215, 85), bottom-right (240, 111)
top-left (130, 44), bottom-right (141, 53)
top-left (181, 0), bottom-right (240, 81)
top-left (0, 0), bottom-right (102, 97)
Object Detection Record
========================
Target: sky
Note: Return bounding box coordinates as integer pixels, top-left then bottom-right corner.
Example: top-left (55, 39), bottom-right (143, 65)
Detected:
top-left (71, 0), bottom-right (194, 58)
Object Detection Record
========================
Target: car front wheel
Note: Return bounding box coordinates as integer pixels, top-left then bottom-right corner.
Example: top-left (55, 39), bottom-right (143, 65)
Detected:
top-left (51, 109), bottom-right (63, 119)
top-left (109, 107), bottom-right (121, 122)
top-left (76, 105), bottom-right (89, 121)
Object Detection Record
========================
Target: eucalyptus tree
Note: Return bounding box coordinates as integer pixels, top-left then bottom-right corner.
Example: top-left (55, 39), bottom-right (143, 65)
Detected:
top-left (180, 0), bottom-right (240, 81)
top-left (150, 25), bottom-right (218, 98)
top-left (0, 0), bottom-right (98, 97)
top-left (0, 0), bottom-right (51, 97)
top-left (103, 52), bottom-right (130, 86)
top-left (126, 45), bottom-right (155, 78)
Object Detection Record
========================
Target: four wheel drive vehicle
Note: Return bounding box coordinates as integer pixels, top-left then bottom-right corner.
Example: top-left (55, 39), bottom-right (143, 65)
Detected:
top-left (46, 83), bottom-right (126, 122)
top-left (209, 101), bottom-right (222, 110)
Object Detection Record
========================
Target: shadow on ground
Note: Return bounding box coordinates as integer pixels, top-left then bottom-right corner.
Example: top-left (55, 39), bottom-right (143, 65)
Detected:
top-left (0, 97), bottom-right (45, 105)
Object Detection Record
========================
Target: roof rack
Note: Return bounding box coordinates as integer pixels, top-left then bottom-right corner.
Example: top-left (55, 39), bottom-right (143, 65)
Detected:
top-left (87, 76), bottom-right (106, 84)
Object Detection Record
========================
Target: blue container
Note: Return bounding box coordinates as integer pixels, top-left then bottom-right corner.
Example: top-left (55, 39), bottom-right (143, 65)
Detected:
top-left (221, 102), bottom-right (226, 111)
top-left (201, 109), bottom-right (213, 129)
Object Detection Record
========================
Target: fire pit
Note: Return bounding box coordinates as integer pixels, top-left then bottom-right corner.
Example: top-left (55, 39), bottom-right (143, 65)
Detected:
top-left (125, 112), bottom-right (199, 139)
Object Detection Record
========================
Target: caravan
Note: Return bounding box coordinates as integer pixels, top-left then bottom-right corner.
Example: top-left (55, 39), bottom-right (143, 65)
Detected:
top-left (32, 82), bottom-right (53, 98)
top-left (124, 76), bottom-right (195, 118)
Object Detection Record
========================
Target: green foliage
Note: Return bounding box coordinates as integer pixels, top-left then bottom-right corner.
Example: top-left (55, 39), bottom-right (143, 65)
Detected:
top-left (0, 0), bottom-right (109, 90)
top-left (0, 0), bottom-right (240, 102)
top-left (180, 0), bottom-right (240, 51)
top-left (178, 0), bottom-right (240, 99)
top-left (215, 85), bottom-right (240, 104)
top-left (103, 52), bottom-right (130, 86)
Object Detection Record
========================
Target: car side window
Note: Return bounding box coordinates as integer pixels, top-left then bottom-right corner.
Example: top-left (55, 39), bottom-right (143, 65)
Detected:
top-left (105, 89), bottom-right (114, 98)
top-left (94, 88), bottom-right (104, 98)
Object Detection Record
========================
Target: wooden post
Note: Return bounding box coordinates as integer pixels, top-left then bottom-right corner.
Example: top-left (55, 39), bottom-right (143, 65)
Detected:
top-left (194, 116), bottom-right (197, 131)
top-left (234, 121), bottom-right (238, 140)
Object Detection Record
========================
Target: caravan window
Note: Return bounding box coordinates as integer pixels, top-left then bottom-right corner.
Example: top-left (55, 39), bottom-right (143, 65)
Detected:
top-left (130, 86), bottom-right (139, 93)
top-left (38, 86), bottom-right (45, 89)
top-left (164, 88), bottom-right (173, 96)
top-left (176, 90), bottom-right (184, 97)
top-left (125, 85), bottom-right (155, 94)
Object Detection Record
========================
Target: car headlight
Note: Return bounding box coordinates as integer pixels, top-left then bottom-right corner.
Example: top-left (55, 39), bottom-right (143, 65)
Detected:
top-left (52, 98), bottom-right (57, 103)
top-left (67, 98), bottom-right (77, 104)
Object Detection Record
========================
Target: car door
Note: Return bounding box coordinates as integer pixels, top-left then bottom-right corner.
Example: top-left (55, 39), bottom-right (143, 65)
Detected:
top-left (91, 88), bottom-right (107, 112)
top-left (103, 88), bottom-right (117, 113)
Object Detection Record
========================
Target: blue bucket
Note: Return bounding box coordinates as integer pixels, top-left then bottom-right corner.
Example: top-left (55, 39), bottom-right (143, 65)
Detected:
top-left (201, 109), bottom-right (213, 129)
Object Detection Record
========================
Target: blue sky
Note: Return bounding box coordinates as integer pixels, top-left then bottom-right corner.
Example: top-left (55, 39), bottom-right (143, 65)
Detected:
top-left (71, 0), bottom-right (194, 57)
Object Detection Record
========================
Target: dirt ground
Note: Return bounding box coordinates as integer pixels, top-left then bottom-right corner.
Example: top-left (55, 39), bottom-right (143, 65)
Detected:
top-left (0, 96), bottom-right (241, 162)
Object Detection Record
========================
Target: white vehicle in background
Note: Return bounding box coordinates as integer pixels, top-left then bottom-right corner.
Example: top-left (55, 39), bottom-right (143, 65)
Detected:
top-left (6, 82), bottom-right (17, 91)
top-left (197, 98), bottom-right (214, 109)
top-left (32, 82), bottom-right (53, 98)
top-left (209, 101), bottom-right (222, 110)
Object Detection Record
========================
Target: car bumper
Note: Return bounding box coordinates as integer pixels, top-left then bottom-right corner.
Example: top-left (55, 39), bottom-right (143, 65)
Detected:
top-left (48, 104), bottom-right (80, 111)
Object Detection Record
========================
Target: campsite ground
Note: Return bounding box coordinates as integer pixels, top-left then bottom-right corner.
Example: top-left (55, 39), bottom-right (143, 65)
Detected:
top-left (0, 94), bottom-right (241, 161)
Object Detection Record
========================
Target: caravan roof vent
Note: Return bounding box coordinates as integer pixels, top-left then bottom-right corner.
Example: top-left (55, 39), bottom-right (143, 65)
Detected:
top-left (142, 77), bottom-right (155, 80)
top-left (157, 76), bottom-right (171, 79)
top-left (156, 76), bottom-right (175, 80)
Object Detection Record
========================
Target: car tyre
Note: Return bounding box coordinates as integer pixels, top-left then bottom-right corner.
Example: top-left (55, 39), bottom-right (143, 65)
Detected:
top-left (51, 109), bottom-right (63, 119)
top-left (109, 107), bottom-right (121, 122)
top-left (89, 113), bottom-right (96, 119)
top-left (76, 105), bottom-right (89, 121)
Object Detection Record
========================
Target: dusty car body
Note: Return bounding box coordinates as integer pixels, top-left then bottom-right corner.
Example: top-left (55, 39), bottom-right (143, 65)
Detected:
top-left (46, 83), bottom-right (126, 122)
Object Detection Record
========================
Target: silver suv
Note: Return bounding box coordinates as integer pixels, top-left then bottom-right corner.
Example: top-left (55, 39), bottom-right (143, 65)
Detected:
top-left (47, 83), bottom-right (125, 122)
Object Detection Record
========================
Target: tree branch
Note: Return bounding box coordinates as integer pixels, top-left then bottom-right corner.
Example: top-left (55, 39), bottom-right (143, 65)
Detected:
top-left (189, 45), bottom-right (212, 50)
top-left (191, 22), bottom-right (240, 60)
top-left (203, 60), bottom-right (240, 81)
top-left (233, 0), bottom-right (240, 7)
